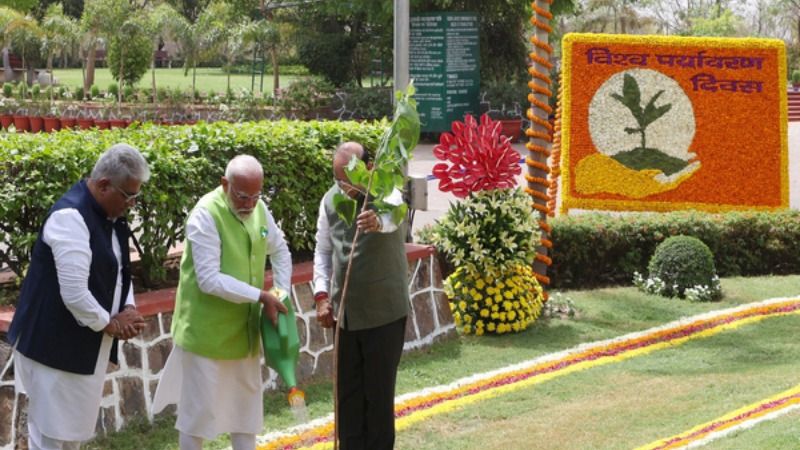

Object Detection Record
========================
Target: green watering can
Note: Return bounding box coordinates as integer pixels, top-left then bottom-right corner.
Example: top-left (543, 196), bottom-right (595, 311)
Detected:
top-left (260, 287), bottom-right (308, 421)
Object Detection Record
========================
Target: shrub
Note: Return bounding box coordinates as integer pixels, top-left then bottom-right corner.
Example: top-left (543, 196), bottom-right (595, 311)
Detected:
top-left (445, 264), bottom-right (545, 335)
top-left (792, 69), bottom-right (800, 84)
top-left (108, 82), bottom-right (119, 99)
top-left (635, 235), bottom-right (721, 301)
top-left (106, 22), bottom-right (152, 86)
top-left (74, 85), bottom-right (84, 101)
top-left (123, 85), bottom-right (135, 102)
top-left (90, 85), bottom-right (100, 100)
top-left (31, 84), bottom-right (41, 100)
top-left (337, 87), bottom-right (393, 120)
top-left (16, 83), bottom-right (26, 100)
top-left (0, 120), bottom-right (385, 288)
top-left (545, 211), bottom-right (800, 289)
top-left (279, 79), bottom-right (335, 120)
top-left (429, 188), bottom-right (539, 278)
top-left (2, 83), bottom-right (12, 98)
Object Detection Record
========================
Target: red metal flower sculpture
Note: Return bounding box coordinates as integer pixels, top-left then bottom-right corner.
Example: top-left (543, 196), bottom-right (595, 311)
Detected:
top-left (432, 114), bottom-right (521, 198)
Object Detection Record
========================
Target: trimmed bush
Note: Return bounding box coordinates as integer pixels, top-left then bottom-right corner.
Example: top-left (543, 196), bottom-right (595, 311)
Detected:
top-left (546, 211), bottom-right (800, 289)
top-left (0, 120), bottom-right (385, 288)
top-left (638, 235), bottom-right (721, 301)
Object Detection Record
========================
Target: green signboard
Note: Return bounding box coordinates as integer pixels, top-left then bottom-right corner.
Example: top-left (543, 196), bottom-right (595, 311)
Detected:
top-left (410, 12), bottom-right (480, 133)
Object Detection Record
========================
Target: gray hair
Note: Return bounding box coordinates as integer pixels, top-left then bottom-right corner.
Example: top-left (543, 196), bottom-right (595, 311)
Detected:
top-left (224, 155), bottom-right (263, 183)
top-left (91, 143), bottom-right (150, 186)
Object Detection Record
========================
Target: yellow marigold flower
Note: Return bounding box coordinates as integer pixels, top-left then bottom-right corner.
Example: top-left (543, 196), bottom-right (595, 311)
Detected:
top-left (464, 314), bottom-right (472, 323)
top-left (487, 322), bottom-right (496, 332)
top-left (454, 281), bottom-right (462, 289)
top-left (504, 290), bottom-right (514, 299)
top-left (512, 322), bottom-right (520, 332)
top-left (508, 310), bottom-right (516, 321)
top-left (449, 302), bottom-right (456, 311)
top-left (503, 301), bottom-right (512, 311)
top-left (492, 305), bottom-right (499, 312)
top-left (475, 278), bottom-right (485, 290)
top-left (463, 325), bottom-right (472, 334)
top-left (459, 301), bottom-right (467, 311)
top-left (476, 320), bottom-right (484, 328)
top-left (494, 294), bottom-right (503, 302)
top-left (461, 287), bottom-right (469, 295)
top-left (484, 297), bottom-right (493, 306)
top-left (473, 292), bottom-right (483, 301)
top-left (497, 281), bottom-right (505, 289)
top-left (480, 308), bottom-right (490, 318)
top-left (486, 287), bottom-right (496, 295)
top-left (499, 312), bottom-right (506, 322)
top-left (475, 328), bottom-right (484, 336)
top-left (513, 301), bottom-right (520, 308)
top-left (491, 312), bottom-right (499, 319)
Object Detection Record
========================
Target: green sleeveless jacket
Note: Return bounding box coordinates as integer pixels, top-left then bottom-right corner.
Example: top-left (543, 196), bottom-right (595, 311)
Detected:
top-left (172, 186), bottom-right (267, 359)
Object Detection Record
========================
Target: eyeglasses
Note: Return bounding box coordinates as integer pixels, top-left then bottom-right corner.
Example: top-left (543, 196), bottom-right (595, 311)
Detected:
top-left (232, 189), bottom-right (262, 202)
top-left (112, 184), bottom-right (141, 203)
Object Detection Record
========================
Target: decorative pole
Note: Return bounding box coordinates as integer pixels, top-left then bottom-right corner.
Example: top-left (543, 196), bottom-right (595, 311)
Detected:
top-left (525, 0), bottom-right (555, 292)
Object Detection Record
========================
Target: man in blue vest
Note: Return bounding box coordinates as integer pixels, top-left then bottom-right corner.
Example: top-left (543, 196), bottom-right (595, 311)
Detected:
top-left (313, 142), bottom-right (410, 449)
top-left (8, 143), bottom-right (150, 450)
top-left (152, 155), bottom-right (292, 450)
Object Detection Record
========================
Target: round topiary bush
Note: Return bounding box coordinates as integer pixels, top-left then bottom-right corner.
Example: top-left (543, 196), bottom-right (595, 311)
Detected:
top-left (637, 235), bottom-right (721, 301)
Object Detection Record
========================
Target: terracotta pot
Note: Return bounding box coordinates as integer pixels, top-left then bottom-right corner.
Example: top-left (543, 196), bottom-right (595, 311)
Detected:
top-left (0, 114), bottom-right (13, 129)
top-left (95, 120), bottom-right (110, 130)
top-left (498, 119), bottom-right (523, 143)
top-left (13, 115), bottom-right (30, 133)
top-left (77, 118), bottom-right (94, 130)
top-left (43, 117), bottom-right (61, 132)
top-left (60, 117), bottom-right (77, 129)
top-left (109, 119), bottom-right (127, 129)
top-left (29, 116), bottom-right (44, 133)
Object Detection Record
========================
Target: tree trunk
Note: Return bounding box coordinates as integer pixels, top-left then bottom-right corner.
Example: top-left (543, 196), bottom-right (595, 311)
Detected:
top-left (85, 40), bottom-right (97, 99)
top-left (271, 48), bottom-right (279, 97)
top-left (151, 58), bottom-right (157, 103)
top-left (47, 55), bottom-right (54, 104)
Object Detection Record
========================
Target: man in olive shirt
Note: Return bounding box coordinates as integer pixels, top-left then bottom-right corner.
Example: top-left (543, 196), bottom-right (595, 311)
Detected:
top-left (313, 142), bottom-right (409, 450)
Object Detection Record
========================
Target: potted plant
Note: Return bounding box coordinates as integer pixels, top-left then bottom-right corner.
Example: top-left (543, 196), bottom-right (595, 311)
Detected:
top-left (60, 103), bottom-right (78, 129)
top-left (27, 102), bottom-right (44, 133)
top-left (483, 80), bottom-right (527, 143)
top-left (792, 69), bottom-right (800, 91)
top-left (42, 105), bottom-right (61, 132)
top-left (429, 114), bottom-right (546, 335)
top-left (0, 98), bottom-right (16, 130)
top-left (76, 108), bottom-right (94, 130)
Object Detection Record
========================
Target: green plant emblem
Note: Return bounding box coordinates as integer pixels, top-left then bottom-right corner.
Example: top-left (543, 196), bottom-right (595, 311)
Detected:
top-left (610, 73), bottom-right (688, 176)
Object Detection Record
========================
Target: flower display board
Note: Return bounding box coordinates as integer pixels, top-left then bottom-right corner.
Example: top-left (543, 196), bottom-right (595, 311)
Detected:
top-left (559, 33), bottom-right (788, 213)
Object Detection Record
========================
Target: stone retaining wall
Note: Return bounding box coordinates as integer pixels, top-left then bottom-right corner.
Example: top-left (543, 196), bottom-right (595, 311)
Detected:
top-left (0, 244), bottom-right (454, 449)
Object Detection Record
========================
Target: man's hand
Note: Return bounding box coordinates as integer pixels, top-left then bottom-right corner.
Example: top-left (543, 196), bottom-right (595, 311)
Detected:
top-left (105, 308), bottom-right (146, 340)
top-left (356, 210), bottom-right (382, 234)
top-left (316, 298), bottom-right (335, 328)
top-left (259, 290), bottom-right (288, 326)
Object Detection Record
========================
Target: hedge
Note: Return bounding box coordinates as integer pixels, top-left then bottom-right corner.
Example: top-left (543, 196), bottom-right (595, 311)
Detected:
top-left (0, 120), bottom-right (385, 287)
top-left (548, 211), bottom-right (800, 289)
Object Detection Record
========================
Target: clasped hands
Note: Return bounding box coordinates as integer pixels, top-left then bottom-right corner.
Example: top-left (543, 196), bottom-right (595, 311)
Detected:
top-left (259, 290), bottom-right (288, 326)
top-left (104, 306), bottom-right (146, 340)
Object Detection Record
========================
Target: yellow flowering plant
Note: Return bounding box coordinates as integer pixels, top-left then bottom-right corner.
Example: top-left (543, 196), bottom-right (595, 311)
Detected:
top-left (445, 265), bottom-right (545, 336)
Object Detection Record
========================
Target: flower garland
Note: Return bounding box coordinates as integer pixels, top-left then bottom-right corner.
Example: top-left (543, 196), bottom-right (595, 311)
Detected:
top-left (636, 384), bottom-right (800, 449)
top-left (256, 297), bottom-right (800, 450)
top-left (559, 33), bottom-right (789, 214)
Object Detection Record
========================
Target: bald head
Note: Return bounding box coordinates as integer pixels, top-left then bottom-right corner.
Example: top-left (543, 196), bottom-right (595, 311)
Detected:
top-left (225, 154), bottom-right (263, 183)
top-left (334, 142), bottom-right (365, 170)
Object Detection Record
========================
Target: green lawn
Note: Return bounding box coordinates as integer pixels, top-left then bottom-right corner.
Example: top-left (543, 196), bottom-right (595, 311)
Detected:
top-left (51, 67), bottom-right (309, 95)
top-left (86, 275), bottom-right (800, 449)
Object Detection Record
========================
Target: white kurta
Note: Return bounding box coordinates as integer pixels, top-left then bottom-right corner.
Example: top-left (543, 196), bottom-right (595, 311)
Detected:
top-left (14, 208), bottom-right (133, 442)
top-left (152, 202), bottom-right (292, 439)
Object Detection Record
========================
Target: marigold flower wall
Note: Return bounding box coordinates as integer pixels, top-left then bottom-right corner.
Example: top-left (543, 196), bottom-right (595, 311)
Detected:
top-left (559, 33), bottom-right (789, 213)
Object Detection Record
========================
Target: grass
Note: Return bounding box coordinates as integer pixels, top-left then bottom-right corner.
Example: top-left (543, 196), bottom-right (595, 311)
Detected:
top-left (87, 274), bottom-right (800, 449)
top-left (50, 68), bottom-right (309, 96)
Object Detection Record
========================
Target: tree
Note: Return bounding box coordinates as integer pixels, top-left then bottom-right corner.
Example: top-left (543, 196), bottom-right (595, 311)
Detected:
top-left (144, 3), bottom-right (185, 101)
top-left (174, 4), bottom-right (222, 96)
top-left (107, 17), bottom-right (152, 96)
top-left (40, 3), bottom-right (79, 101)
top-left (80, 0), bottom-right (129, 98)
top-left (2, 7), bottom-right (42, 86)
top-left (243, 18), bottom-right (281, 95)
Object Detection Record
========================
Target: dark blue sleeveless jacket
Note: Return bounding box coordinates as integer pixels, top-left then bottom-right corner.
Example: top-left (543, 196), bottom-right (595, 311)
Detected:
top-left (8, 180), bottom-right (132, 375)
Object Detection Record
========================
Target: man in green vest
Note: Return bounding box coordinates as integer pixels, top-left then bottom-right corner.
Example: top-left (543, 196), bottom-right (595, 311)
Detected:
top-left (152, 155), bottom-right (292, 450)
top-left (313, 142), bottom-right (410, 449)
